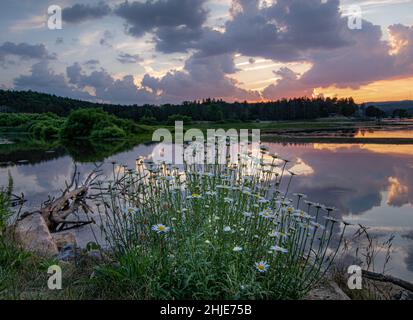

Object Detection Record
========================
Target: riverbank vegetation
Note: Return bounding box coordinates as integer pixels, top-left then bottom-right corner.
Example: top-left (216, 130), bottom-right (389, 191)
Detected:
top-left (0, 109), bottom-right (150, 141)
top-left (0, 110), bottom-right (155, 164)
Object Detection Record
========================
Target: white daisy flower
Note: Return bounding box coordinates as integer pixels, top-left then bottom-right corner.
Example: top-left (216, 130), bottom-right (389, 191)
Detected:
top-left (293, 210), bottom-right (313, 219)
top-left (243, 212), bottom-right (253, 218)
top-left (223, 226), bottom-right (232, 232)
top-left (270, 245), bottom-right (288, 254)
top-left (259, 210), bottom-right (273, 219)
top-left (151, 224), bottom-right (170, 235)
top-left (324, 216), bottom-right (340, 223)
top-left (124, 207), bottom-right (139, 214)
top-left (255, 261), bottom-right (270, 273)
top-left (233, 246), bottom-right (243, 252)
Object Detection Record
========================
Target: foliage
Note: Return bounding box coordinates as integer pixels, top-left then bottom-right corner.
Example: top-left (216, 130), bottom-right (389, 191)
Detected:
top-left (365, 106), bottom-right (386, 119)
top-left (60, 108), bottom-right (148, 140)
top-left (93, 147), bottom-right (346, 299)
top-left (392, 109), bottom-right (409, 118)
top-left (167, 114), bottom-right (192, 125)
top-left (0, 113), bottom-right (64, 140)
top-left (140, 115), bottom-right (157, 125)
top-left (0, 109), bottom-right (150, 141)
top-left (0, 173), bottom-right (13, 234)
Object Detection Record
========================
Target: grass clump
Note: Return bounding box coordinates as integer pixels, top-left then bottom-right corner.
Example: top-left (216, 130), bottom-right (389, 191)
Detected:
top-left (93, 146), bottom-right (346, 299)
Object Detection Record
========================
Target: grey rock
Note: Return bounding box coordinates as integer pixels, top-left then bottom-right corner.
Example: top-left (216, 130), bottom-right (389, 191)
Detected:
top-left (13, 213), bottom-right (59, 257)
top-left (52, 231), bottom-right (77, 250)
top-left (304, 281), bottom-right (351, 300)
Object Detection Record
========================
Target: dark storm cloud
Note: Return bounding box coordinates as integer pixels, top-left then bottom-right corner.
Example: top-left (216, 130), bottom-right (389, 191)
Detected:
top-left (115, 0), bottom-right (208, 38)
top-left (142, 53), bottom-right (259, 103)
top-left (154, 26), bottom-right (205, 53)
top-left (263, 20), bottom-right (413, 99)
top-left (67, 62), bottom-right (156, 105)
top-left (100, 30), bottom-right (114, 47)
top-left (142, 0), bottom-right (364, 101)
top-left (62, 1), bottom-right (111, 24)
top-left (144, 0), bottom-right (413, 101)
top-left (166, 0), bottom-right (351, 60)
top-left (0, 42), bottom-right (55, 63)
top-left (84, 59), bottom-right (100, 67)
top-left (14, 61), bottom-right (90, 100)
top-left (117, 52), bottom-right (143, 64)
top-left (14, 60), bottom-right (156, 105)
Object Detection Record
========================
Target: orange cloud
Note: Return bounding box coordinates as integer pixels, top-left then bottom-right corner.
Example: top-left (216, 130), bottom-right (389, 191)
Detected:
top-left (388, 177), bottom-right (409, 207)
top-left (314, 76), bottom-right (413, 103)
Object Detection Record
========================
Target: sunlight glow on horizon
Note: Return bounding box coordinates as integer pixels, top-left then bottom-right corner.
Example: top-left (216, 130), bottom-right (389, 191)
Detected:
top-left (314, 76), bottom-right (413, 103)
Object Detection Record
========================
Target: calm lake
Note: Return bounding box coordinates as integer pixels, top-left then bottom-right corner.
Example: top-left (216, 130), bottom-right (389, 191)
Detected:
top-left (1, 128), bottom-right (413, 282)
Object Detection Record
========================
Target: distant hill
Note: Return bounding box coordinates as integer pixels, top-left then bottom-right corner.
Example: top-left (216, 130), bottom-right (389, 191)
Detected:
top-left (366, 100), bottom-right (413, 115)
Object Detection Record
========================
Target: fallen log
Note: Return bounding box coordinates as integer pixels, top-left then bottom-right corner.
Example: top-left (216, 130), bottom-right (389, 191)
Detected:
top-left (362, 270), bottom-right (413, 293)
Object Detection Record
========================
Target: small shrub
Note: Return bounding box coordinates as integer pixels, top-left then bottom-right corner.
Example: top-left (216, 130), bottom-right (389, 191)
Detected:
top-left (61, 108), bottom-right (147, 140)
top-left (167, 115), bottom-right (192, 125)
top-left (90, 126), bottom-right (127, 140)
top-left (140, 116), bottom-right (157, 125)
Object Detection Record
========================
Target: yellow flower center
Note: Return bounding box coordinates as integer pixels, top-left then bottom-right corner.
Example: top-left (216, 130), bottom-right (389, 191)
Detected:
top-left (158, 226), bottom-right (165, 231)
top-left (258, 265), bottom-right (265, 270)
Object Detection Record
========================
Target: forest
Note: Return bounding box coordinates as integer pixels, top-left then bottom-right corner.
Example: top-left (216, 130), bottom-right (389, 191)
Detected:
top-left (0, 89), bottom-right (360, 123)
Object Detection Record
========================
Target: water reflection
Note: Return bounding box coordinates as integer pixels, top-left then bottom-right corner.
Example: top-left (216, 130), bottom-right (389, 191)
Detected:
top-left (356, 129), bottom-right (413, 139)
top-left (264, 142), bottom-right (413, 281)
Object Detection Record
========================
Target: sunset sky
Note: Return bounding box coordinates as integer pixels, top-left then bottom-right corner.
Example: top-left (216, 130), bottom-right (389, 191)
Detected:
top-left (0, 0), bottom-right (412, 105)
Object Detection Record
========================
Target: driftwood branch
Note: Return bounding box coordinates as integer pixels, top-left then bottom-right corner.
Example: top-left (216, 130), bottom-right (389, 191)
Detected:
top-left (363, 270), bottom-right (413, 292)
top-left (21, 165), bottom-right (103, 233)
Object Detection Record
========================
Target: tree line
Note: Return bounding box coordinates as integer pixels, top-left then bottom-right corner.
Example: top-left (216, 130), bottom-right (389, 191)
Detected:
top-left (0, 89), bottom-right (360, 123)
